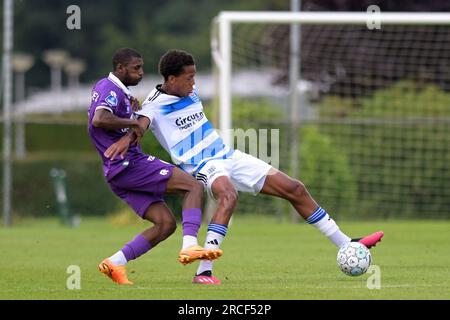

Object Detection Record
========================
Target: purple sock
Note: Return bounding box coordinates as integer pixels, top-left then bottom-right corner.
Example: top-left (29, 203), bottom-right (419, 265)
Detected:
top-left (121, 234), bottom-right (152, 262)
top-left (182, 208), bottom-right (202, 237)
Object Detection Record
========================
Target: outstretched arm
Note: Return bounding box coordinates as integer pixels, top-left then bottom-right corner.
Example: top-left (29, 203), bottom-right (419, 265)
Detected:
top-left (104, 116), bottom-right (151, 160)
top-left (92, 108), bottom-right (143, 133)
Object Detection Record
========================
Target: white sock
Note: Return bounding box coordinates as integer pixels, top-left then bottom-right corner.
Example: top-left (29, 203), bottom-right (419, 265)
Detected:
top-left (182, 235), bottom-right (198, 250)
top-left (306, 207), bottom-right (351, 247)
top-left (196, 229), bottom-right (226, 275)
top-left (108, 250), bottom-right (127, 266)
top-left (328, 230), bottom-right (351, 247)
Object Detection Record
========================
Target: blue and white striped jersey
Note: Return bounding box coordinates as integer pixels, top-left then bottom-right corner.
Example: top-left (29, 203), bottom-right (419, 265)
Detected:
top-left (136, 86), bottom-right (234, 175)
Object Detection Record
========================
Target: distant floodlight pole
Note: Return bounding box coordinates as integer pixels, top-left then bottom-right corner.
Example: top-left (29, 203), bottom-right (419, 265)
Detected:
top-left (12, 53), bottom-right (34, 158)
top-left (42, 49), bottom-right (69, 91)
top-left (64, 58), bottom-right (86, 90)
top-left (3, 0), bottom-right (14, 227)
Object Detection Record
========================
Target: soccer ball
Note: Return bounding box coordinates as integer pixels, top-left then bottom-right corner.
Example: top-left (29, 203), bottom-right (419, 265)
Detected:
top-left (337, 242), bottom-right (371, 276)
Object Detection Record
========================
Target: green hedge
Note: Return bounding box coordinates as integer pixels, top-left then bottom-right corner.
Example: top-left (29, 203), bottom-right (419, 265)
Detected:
top-left (0, 118), bottom-right (179, 218)
top-left (0, 155), bottom-right (184, 218)
top-left (232, 98), bottom-right (357, 219)
top-left (317, 81), bottom-right (450, 218)
top-left (0, 156), bottom-right (116, 217)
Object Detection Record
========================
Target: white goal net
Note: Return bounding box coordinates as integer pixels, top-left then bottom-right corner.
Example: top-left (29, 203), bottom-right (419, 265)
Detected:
top-left (211, 12), bottom-right (450, 220)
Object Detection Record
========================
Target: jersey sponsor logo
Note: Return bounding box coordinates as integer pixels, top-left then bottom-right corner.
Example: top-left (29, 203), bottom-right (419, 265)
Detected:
top-left (175, 111), bottom-right (204, 130)
top-left (159, 169), bottom-right (169, 176)
top-left (105, 91), bottom-right (118, 107)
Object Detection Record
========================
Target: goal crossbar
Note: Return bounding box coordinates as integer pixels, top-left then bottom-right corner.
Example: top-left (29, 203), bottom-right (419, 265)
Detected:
top-left (218, 11), bottom-right (450, 25)
top-left (213, 11), bottom-right (450, 145)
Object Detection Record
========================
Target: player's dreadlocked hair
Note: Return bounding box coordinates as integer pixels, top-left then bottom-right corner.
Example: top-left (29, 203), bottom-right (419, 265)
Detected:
top-left (159, 49), bottom-right (195, 81)
top-left (112, 48), bottom-right (142, 70)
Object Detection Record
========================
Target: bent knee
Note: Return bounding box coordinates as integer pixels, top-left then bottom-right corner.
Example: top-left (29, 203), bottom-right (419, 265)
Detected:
top-left (192, 180), bottom-right (205, 196)
top-left (217, 189), bottom-right (238, 212)
top-left (286, 179), bottom-right (308, 200)
top-left (166, 218), bottom-right (177, 235)
top-left (158, 217), bottom-right (177, 236)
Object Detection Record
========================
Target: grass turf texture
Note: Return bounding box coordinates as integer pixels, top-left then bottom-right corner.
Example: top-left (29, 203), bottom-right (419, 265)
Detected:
top-left (1, 216), bottom-right (449, 300)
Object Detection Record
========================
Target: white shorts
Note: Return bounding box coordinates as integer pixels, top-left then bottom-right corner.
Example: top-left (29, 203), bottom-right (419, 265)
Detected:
top-left (195, 150), bottom-right (272, 199)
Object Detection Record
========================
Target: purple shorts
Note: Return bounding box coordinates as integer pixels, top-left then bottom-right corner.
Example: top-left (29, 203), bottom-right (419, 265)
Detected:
top-left (108, 155), bottom-right (174, 218)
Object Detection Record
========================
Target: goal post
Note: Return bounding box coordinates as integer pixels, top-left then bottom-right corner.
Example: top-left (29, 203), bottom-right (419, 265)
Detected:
top-left (210, 11), bottom-right (450, 220)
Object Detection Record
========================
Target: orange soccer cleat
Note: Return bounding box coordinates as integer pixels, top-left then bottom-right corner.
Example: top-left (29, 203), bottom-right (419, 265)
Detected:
top-left (98, 258), bottom-right (133, 285)
top-left (178, 245), bottom-right (223, 265)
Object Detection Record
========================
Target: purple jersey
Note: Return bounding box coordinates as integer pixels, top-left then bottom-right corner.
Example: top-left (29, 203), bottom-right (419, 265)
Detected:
top-left (88, 73), bottom-right (142, 180)
top-left (88, 73), bottom-right (175, 218)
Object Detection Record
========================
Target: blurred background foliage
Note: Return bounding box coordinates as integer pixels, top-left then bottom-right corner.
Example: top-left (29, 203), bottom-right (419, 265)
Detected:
top-left (3, 0), bottom-right (450, 90)
top-left (1, 0), bottom-right (450, 221)
top-left (5, 0), bottom-right (287, 90)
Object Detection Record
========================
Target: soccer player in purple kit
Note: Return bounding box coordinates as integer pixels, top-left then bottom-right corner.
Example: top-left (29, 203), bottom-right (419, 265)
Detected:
top-left (88, 48), bottom-right (221, 285)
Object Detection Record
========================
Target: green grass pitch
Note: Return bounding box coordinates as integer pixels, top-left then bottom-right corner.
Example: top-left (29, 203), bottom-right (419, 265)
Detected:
top-left (0, 215), bottom-right (449, 300)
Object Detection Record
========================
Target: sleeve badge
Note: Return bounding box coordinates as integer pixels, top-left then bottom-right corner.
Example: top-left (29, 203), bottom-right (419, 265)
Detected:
top-left (105, 91), bottom-right (118, 107)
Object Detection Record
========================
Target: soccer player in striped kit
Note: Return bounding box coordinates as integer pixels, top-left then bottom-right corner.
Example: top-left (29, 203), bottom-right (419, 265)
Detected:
top-left (105, 49), bottom-right (384, 285)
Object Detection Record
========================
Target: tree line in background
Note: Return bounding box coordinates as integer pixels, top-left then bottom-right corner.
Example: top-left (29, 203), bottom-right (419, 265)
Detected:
top-left (2, 0), bottom-right (449, 92)
top-left (3, 0), bottom-right (286, 91)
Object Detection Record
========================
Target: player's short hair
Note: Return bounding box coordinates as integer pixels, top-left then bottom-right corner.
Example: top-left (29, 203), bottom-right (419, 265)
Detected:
top-left (112, 48), bottom-right (142, 70)
top-left (159, 49), bottom-right (195, 81)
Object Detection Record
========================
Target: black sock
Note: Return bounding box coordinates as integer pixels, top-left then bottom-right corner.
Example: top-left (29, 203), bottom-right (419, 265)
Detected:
top-left (196, 270), bottom-right (212, 277)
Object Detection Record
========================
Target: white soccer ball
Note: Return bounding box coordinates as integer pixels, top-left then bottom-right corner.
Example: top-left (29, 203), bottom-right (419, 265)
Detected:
top-left (337, 242), bottom-right (371, 276)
